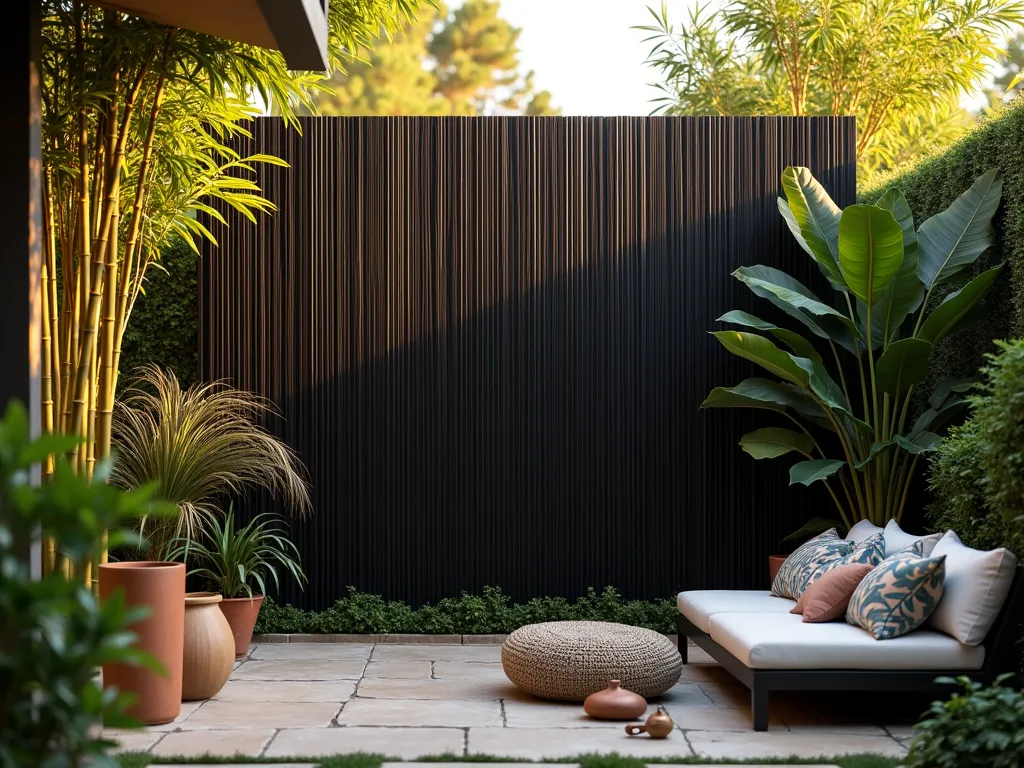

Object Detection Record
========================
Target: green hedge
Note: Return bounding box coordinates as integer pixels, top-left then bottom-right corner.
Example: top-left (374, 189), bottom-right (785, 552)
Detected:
top-left (118, 236), bottom-right (198, 388)
top-left (858, 101), bottom-right (1024, 414)
top-left (253, 586), bottom-right (679, 635)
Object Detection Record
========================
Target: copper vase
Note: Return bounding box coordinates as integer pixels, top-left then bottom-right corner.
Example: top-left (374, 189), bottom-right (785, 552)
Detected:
top-left (219, 594), bottom-right (264, 658)
top-left (99, 561), bottom-right (185, 725)
top-left (583, 680), bottom-right (647, 720)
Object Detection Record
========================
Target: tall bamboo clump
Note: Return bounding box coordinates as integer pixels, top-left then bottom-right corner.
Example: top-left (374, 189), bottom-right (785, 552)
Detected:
top-left (39, 0), bottom-right (422, 580)
top-left (37, 3), bottom-right (322, 581)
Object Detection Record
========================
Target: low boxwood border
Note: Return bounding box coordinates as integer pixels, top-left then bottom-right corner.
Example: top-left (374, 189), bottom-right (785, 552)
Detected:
top-left (254, 587), bottom-right (679, 636)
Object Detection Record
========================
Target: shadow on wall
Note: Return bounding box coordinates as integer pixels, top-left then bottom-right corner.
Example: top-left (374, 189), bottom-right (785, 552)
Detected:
top-left (200, 116), bottom-right (856, 610)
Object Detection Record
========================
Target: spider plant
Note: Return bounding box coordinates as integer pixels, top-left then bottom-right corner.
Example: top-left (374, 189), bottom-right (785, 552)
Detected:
top-left (170, 507), bottom-right (306, 599)
top-left (111, 365), bottom-right (311, 560)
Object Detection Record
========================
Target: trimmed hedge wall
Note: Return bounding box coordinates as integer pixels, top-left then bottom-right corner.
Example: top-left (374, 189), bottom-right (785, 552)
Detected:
top-left (253, 586), bottom-right (678, 635)
top-left (858, 101), bottom-right (1024, 413)
top-left (118, 236), bottom-right (198, 388)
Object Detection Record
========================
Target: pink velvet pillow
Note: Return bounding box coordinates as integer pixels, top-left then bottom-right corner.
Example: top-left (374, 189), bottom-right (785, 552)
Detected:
top-left (792, 563), bottom-right (874, 623)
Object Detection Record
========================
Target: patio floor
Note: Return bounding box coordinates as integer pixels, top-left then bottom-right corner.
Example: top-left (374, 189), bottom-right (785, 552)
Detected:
top-left (105, 642), bottom-right (915, 761)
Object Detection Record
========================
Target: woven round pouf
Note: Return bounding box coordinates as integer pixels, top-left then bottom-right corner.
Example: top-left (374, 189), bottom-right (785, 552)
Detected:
top-left (501, 621), bottom-right (682, 701)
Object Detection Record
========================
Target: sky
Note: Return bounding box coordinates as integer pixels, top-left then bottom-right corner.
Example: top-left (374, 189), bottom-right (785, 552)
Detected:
top-left (493, 0), bottom-right (1010, 116)
top-left (497, 0), bottom-right (678, 116)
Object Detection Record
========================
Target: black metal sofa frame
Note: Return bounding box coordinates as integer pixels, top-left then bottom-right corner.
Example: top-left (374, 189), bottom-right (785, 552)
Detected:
top-left (675, 565), bottom-right (1024, 731)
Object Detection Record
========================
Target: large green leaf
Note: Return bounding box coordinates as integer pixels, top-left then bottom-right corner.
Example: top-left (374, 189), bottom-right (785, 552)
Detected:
top-left (927, 377), bottom-right (976, 409)
top-left (718, 310), bottom-right (823, 365)
top-left (838, 204), bottom-right (904, 305)
top-left (861, 189), bottom-right (924, 348)
top-left (739, 427), bottom-right (814, 459)
top-left (854, 440), bottom-right (896, 470)
top-left (792, 356), bottom-right (849, 413)
top-left (917, 169), bottom-right (1002, 288)
top-left (732, 266), bottom-right (860, 351)
top-left (711, 331), bottom-right (810, 385)
top-left (875, 338), bottom-right (933, 395)
top-left (910, 398), bottom-right (968, 438)
top-left (780, 167), bottom-right (844, 287)
top-left (917, 265), bottom-right (1003, 346)
top-left (700, 378), bottom-right (823, 419)
top-left (790, 459), bottom-right (845, 486)
top-left (894, 432), bottom-right (942, 455)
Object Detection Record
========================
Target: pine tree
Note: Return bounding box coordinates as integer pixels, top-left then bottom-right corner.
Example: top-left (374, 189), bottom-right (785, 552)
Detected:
top-left (309, 0), bottom-right (558, 117)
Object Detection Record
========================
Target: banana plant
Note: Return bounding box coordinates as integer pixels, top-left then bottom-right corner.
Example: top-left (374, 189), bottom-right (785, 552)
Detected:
top-left (703, 167), bottom-right (1003, 536)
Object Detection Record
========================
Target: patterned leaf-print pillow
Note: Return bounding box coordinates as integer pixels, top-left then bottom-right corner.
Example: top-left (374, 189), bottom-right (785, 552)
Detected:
top-left (805, 532), bottom-right (886, 591)
top-left (772, 529), bottom-right (855, 600)
top-left (846, 551), bottom-right (947, 639)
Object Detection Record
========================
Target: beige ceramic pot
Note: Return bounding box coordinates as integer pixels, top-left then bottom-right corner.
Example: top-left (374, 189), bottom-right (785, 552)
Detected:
top-left (219, 594), bottom-right (264, 658)
top-left (182, 592), bottom-right (235, 700)
top-left (98, 561), bottom-right (185, 725)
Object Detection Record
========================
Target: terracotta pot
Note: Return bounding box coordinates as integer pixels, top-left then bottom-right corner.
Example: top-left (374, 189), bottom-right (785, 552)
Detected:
top-left (182, 592), bottom-right (235, 700)
top-left (769, 555), bottom-right (788, 586)
top-left (625, 706), bottom-right (674, 738)
top-left (98, 561), bottom-right (185, 725)
top-left (219, 594), bottom-right (264, 659)
top-left (583, 679), bottom-right (647, 720)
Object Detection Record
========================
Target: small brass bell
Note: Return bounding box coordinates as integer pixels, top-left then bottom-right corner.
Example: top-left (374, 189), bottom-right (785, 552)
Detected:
top-left (624, 706), bottom-right (674, 739)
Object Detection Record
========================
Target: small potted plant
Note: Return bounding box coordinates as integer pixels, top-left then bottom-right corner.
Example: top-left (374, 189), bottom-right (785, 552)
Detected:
top-left (171, 507), bottom-right (306, 658)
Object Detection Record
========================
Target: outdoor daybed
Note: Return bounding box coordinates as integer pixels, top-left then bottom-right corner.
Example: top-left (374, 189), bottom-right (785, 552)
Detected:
top-left (675, 525), bottom-right (1024, 731)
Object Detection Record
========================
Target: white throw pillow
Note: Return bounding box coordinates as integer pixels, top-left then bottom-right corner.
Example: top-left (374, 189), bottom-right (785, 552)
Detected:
top-left (882, 519), bottom-right (942, 558)
top-left (926, 530), bottom-right (1018, 645)
top-left (845, 519), bottom-right (883, 544)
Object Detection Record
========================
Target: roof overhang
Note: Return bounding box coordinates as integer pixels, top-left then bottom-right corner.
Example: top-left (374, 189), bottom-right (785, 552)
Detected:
top-left (93, 0), bottom-right (329, 70)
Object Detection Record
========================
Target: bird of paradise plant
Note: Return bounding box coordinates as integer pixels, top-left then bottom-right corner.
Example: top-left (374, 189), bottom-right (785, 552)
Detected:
top-left (704, 166), bottom-right (1003, 536)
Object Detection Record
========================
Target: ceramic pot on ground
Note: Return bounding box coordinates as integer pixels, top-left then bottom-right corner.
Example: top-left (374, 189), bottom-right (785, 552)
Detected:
top-left (182, 592), bottom-right (235, 700)
top-left (583, 679), bottom-right (647, 720)
top-left (769, 555), bottom-right (787, 586)
top-left (98, 561), bottom-right (185, 725)
top-left (625, 706), bottom-right (674, 738)
top-left (219, 594), bottom-right (264, 658)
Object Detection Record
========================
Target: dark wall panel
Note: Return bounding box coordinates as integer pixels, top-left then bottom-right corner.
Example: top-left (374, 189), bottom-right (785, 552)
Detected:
top-left (199, 116), bottom-right (856, 610)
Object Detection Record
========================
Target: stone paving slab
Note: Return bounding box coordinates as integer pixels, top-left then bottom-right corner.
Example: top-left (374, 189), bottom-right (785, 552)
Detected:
top-left (232, 659), bottom-right (366, 680)
top-left (178, 700), bottom-right (341, 729)
top-left (503, 698), bottom-right (653, 728)
top-left (249, 644), bottom-right (374, 662)
top-left (337, 697), bottom-right (503, 727)
top-left (265, 726), bottom-right (465, 759)
top-left (433, 660), bottom-right (509, 680)
top-left (363, 660), bottom-right (433, 679)
top-left (356, 677), bottom-right (519, 701)
top-left (371, 644), bottom-right (502, 662)
top-left (686, 730), bottom-right (907, 760)
top-left (151, 728), bottom-right (277, 757)
top-left (214, 679), bottom-right (356, 702)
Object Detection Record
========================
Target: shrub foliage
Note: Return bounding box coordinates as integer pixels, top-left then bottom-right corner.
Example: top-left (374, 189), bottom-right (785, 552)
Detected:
top-left (859, 101), bottom-right (1024, 415)
top-left (254, 586), bottom-right (678, 635)
top-left (905, 675), bottom-right (1024, 768)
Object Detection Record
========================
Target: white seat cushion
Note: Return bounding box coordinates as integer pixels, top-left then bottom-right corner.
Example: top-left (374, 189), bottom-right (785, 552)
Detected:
top-left (677, 590), bottom-right (797, 633)
top-left (708, 612), bottom-right (985, 670)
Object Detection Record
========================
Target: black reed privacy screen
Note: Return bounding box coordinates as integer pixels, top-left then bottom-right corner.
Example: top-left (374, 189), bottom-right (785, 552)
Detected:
top-left (199, 116), bottom-right (856, 609)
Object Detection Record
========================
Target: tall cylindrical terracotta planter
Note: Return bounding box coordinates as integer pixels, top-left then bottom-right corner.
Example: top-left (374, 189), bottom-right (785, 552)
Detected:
top-left (182, 592), bottom-right (235, 700)
top-left (768, 555), bottom-right (787, 587)
top-left (219, 594), bottom-right (264, 659)
top-left (98, 561), bottom-right (185, 725)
